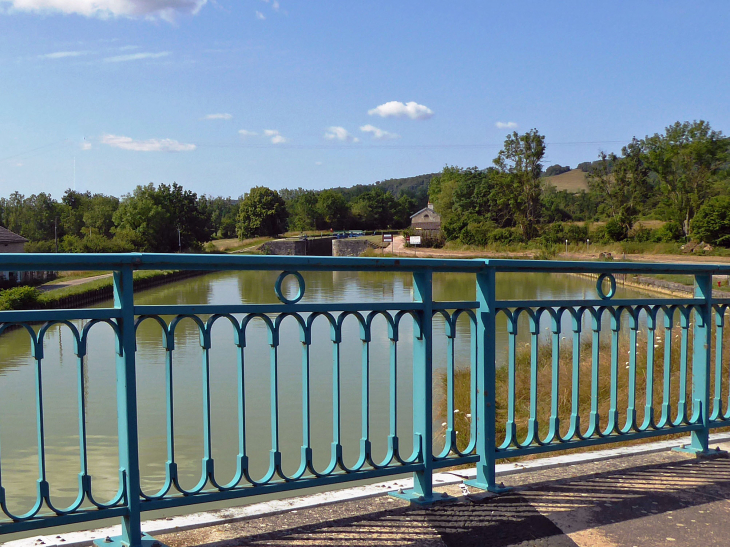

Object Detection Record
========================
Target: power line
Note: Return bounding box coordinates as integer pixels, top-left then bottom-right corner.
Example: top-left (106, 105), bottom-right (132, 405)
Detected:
top-left (0, 140), bottom-right (70, 163)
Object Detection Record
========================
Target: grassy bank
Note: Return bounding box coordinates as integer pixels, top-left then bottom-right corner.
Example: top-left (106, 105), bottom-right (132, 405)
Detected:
top-left (0, 270), bottom-right (205, 310)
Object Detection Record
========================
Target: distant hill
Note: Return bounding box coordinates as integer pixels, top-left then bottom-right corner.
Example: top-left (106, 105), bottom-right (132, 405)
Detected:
top-left (544, 169), bottom-right (589, 193)
top-left (329, 173), bottom-right (436, 208)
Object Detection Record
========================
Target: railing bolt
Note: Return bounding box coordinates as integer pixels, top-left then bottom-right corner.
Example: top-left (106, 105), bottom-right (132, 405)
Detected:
top-left (104, 537), bottom-right (112, 543)
top-left (441, 492), bottom-right (449, 498)
top-left (398, 488), bottom-right (404, 494)
top-left (418, 495), bottom-right (424, 501)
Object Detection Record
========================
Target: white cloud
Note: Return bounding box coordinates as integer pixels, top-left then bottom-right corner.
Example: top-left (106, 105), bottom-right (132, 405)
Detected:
top-left (238, 129), bottom-right (257, 137)
top-left (255, 10), bottom-right (265, 19)
top-left (368, 101), bottom-right (433, 120)
top-left (324, 126), bottom-right (359, 143)
top-left (103, 51), bottom-right (169, 63)
top-left (0, 0), bottom-right (208, 22)
top-left (495, 121), bottom-right (518, 129)
top-left (359, 124), bottom-right (400, 140)
top-left (315, 161), bottom-right (322, 166)
top-left (101, 134), bottom-right (196, 152)
top-left (38, 50), bottom-right (88, 59)
top-left (264, 129), bottom-right (287, 144)
top-left (203, 113), bottom-right (232, 120)
top-left (272, 0), bottom-right (279, 10)
top-left (81, 142), bottom-right (92, 150)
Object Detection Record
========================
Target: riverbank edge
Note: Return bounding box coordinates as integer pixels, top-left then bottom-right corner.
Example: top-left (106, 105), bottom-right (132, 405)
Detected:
top-left (39, 269), bottom-right (209, 309)
top-left (571, 271), bottom-right (729, 299)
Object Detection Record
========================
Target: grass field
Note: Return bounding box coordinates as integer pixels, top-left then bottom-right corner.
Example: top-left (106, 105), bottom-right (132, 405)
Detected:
top-left (544, 169), bottom-right (589, 192)
top-left (207, 236), bottom-right (274, 252)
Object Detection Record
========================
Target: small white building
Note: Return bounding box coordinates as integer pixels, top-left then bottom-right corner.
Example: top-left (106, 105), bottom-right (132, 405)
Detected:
top-left (0, 226), bottom-right (53, 285)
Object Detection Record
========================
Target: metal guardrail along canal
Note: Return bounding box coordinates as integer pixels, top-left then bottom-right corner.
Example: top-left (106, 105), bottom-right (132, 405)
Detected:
top-left (1, 254), bottom-right (729, 547)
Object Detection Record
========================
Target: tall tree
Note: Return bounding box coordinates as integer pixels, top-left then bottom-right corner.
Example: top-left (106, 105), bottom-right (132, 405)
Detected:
top-left (493, 129), bottom-right (546, 240)
top-left (640, 120), bottom-right (730, 236)
top-left (587, 138), bottom-right (649, 237)
top-left (236, 186), bottom-right (288, 238)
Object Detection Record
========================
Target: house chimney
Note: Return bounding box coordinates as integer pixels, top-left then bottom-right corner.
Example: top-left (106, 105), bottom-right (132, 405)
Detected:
top-left (427, 202), bottom-right (434, 209)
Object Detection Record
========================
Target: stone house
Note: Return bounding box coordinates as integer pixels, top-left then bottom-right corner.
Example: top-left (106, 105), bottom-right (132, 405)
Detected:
top-left (409, 203), bottom-right (441, 234)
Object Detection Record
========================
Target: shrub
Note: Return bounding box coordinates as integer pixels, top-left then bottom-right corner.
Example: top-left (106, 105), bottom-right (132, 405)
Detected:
top-left (654, 220), bottom-right (684, 243)
top-left (490, 228), bottom-right (523, 245)
top-left (691, 197), bottom-right (730, 246)
top-left (630, 223), bottom-right (655, 242)
top-left (604, 218), bottom-right (629, 242)
top-left (0, 286), bottom-right (41, 310)
top-left (24, 240), bottom-right (56, 253)
top-left (459, 221), bottom-right (496, 246)
top-left (565, 223), bottom-right (589, 243)
top-left (540, 222), bottom-right (566, 245)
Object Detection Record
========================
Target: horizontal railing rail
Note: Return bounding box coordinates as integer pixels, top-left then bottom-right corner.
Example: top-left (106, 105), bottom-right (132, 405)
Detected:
top-left (0, 254), bottom-right (726, 546)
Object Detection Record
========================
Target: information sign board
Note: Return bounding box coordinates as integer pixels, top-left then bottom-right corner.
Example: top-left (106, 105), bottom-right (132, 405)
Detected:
top-left (409, 235), bottom-right (421, 246)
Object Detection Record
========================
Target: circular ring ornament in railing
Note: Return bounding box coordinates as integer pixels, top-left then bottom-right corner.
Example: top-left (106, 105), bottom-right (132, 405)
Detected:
top-left (275, 271), bottom-right (305, 304)
top-left (596, 273), bottom-right (616, 300)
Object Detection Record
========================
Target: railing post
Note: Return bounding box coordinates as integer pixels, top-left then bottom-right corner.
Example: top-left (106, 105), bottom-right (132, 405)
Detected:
top-left (95, 266), bottom-right (158, 547)
top-left (390, 269), bottom-right (441, 504)
top-left (465, 266), bottom-right (508, 492)
top-left (674, 272), bottom-right (716, 456)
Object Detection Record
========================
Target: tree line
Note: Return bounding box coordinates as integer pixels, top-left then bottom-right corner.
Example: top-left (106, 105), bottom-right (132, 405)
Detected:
top-left (0, 177), bottom-right (428, 253)
top-left (430, 120), bottom-right (730, 247)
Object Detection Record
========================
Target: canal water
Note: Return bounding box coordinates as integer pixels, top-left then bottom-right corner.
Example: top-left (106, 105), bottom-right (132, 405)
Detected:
top-left (0, 270), bottom-right (646, 515)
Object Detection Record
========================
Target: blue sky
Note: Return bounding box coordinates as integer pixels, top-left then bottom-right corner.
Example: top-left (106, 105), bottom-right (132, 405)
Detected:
top-left (0, 1), bottom-right (728, 199)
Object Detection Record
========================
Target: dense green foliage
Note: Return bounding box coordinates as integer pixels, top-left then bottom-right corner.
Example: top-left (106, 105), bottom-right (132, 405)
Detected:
top-left (690, 196), bottom-right (730, 246)
top-left (429, 120), bottom-right (730, 247)
top-left (236, 186), bottom-right (288, 238)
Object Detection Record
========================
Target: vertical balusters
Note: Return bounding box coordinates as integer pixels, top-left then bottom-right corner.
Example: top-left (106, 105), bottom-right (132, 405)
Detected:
top-left (548, 312), bottom-right (560, 441)
top-left (301, 330), bottom-right (312, 467)
top-left (33, 342), bottom-right (49, 506)
top-left (331, 327), bottom-right (342, 467)
top-left (360, 327), bottom-right (371, 463)
top-left (269, 338), bottom-right (282, 474)
top-left (641, 311), bottom-right (657, 430)
top-left (588, 313), bottom-right (601, 436)
top-left (76, 351), bottom-right (91, 497)
top-left (677, 310), bottom-right (690, 424)
top-left (527, 314), bottom-right (539, 442)
top-left (445, 319), bottom-right (455, 452)
top-left (713, 306), bottom-right (724, 421)
top-left (568, 313), bottom-right (581, 439)
top-left (164, 342), bottom-right (177, 483)
top-left (503, 315), bottom-right (517, 447)
top-left (235, 333), bottom-right (247, 479)
top-left (388, 326), bottom-right (398, 457)
top-left (201, 336), bottom-right (214, 481)
top-left (625, 314), bottom-right (638, 432)
top-left (659, 310), bottom-right (674, 428)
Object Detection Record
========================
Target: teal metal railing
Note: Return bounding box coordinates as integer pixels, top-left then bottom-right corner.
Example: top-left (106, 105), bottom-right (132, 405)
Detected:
top-left (0, 254), bottom-right (728, 546)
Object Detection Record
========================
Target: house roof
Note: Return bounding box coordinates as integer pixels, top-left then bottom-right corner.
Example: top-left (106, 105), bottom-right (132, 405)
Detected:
top-left (0, 226), bottom-right (29, 244)
top-left (410, 205), bottom-right (440, 219)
